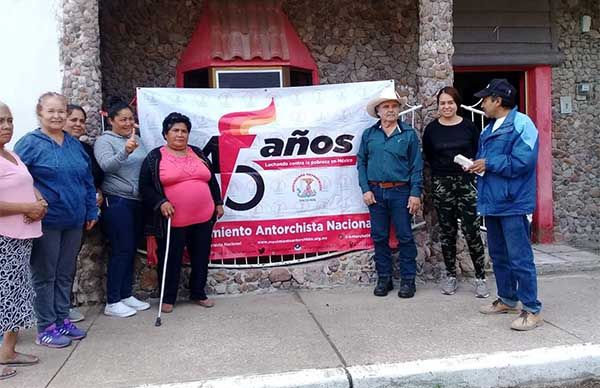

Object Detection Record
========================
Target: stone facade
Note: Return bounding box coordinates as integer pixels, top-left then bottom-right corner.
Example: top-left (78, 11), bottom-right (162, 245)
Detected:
top-left (413, 0), bottom-right (461, 281)
top-left (551, 0), bottom-right (600, 249)
top-left (61, 0), bottom-right (103, 141)
top-left (285, 0), bottom-right (419, 94)
top-left (84, 0), bottom-right (459, 303)
top-left (60, 0), bottom-right (106, 304)
top-left (416, 0), bottom-right (454, 124)
top-left (99, 0), bottom-right (204, 104)
top-left (100, 0), bottom-right (420, 104)
top-left (63, 0), bottom-right (520, 303)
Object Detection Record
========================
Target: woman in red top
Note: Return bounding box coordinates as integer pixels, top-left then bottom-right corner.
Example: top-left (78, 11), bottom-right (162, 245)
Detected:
top-left (139, 112), bottom-right (223, 313)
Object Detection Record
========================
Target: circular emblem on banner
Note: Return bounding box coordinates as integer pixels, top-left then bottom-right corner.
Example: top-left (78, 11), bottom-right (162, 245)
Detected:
top-left (292, 173), bottom-right (323, 202)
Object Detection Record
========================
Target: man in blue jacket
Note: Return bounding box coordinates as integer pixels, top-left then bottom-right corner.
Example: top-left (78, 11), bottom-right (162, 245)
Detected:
top-left (357, 88), bottom-right (423, 299)
top-left (468, 79), bottom-right (542, 331)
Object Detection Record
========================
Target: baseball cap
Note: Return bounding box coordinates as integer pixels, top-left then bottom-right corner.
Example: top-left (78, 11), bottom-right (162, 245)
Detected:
top-left (474, 78), bottom-right (516, 103)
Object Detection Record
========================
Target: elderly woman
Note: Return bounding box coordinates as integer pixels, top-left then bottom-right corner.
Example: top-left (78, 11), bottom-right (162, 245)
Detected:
top-left (140, 112), bottom-right (223, 313)
top-left (0, 102), bottom-right (43, 380)
top-left (422, 86), bottom-right (488, 298)
top-left (94, 98), bottom-right (150, 318)
top-left (14, 92), bottom-right (97, 348)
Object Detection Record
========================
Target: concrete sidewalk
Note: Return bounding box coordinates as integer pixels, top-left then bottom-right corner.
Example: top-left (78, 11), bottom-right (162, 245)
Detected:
top-left (8, 247), bottom-right (600, 388)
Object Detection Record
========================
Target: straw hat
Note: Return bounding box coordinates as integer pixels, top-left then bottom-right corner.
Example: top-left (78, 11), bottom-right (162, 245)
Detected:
top-left (366, 88), bottom-right (403, 118)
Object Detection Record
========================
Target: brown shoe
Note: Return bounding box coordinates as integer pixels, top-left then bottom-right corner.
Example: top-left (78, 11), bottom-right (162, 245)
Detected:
top-left (511, 311), bottom-right (544, 331)
top-left (193, 298), bottom-right (215, 308)
top-left (161, 303), bottom-right (173, 313)
top-left (479, 298), bottom-right (520, 315)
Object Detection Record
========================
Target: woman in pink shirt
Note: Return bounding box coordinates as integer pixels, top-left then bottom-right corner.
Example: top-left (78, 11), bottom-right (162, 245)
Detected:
top-left (140, 112), bottom-right (223, 313)
top-left (0, 102), bottom-right (46, 381)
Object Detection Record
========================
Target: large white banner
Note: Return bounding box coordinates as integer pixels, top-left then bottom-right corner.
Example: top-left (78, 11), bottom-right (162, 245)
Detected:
top-left (137, 80), bottom-right (393, 259)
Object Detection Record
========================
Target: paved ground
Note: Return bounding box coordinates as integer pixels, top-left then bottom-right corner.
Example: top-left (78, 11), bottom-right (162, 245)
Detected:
top-left (533, 244), bottom-right (600, 274)
top-left (6, 245), bottom-right (600, 388)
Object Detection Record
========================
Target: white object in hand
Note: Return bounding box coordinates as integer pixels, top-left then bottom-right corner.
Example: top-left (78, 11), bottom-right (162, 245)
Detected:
top-left (454, 154), bottom-right (483, 176)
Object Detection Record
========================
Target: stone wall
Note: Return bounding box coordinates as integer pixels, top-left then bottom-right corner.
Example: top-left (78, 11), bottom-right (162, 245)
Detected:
top-left (60, 0), bottom-right (108, 304)
top-left (77, 0), bottom-right (468, 304)
top-left (99, 0), bottom-right (204, 104)
top-left (100, 0), bottom-right (420, 103)
top-left (551, 0), bottom-right (600, 249)
top-left (416, 0), bottom-right (454, 124)
top-left (60, 0), bottom-right (599, 306)
top-left (61, 0), bottom-right (103, 140)
top-left (284, 0), bottom-right (419, 95)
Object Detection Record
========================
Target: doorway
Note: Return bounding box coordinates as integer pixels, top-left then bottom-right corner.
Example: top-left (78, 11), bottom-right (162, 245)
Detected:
top-left (454, 69), bottom-right (526, 115)
top-left (453, 65), bottom-right (555, 244)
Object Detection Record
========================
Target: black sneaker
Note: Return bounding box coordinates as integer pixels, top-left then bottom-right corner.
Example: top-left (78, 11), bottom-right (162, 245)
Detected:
top-left (373, 276), bottom-right (393, 297)
top-left (398, 278), bottom-right (416, 298)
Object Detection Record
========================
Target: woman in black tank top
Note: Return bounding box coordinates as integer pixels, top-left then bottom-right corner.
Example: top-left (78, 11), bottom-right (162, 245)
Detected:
top-left (422, 86), bottom-right (488, 298)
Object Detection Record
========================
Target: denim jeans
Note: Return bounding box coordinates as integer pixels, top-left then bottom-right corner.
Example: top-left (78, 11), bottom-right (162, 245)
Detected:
top-left (30, 226), bottom-right (83, 332)
top-left (102, 195), bottom-right (142, 304)
top-left (368, 184), bottom-right (417, 279)
top-left (485, 215), bottom-right (542, 314)
top-left (157, 221), bottom-right (213, 305)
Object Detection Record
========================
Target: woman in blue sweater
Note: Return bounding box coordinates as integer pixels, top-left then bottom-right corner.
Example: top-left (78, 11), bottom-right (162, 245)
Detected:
top-left (14, 92), bottom-right (98, 348)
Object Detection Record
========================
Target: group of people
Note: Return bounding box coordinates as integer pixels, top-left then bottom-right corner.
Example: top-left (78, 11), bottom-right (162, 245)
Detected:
top-left (0, 78), bottom-right (543, 381)
top-left (359, 79), bottom-right (542, 333)
top-left (0, 94), bottom-right (222, 381)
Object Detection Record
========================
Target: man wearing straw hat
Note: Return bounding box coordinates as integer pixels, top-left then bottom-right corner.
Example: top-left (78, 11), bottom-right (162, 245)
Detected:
top-left (357, 88), bottom-right (423, 299)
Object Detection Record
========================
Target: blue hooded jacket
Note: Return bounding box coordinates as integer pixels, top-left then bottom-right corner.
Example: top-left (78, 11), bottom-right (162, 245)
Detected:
top-left (476, 107), bottom-right (539, 216)
top-left (14, 129), bottom-right (98, 229)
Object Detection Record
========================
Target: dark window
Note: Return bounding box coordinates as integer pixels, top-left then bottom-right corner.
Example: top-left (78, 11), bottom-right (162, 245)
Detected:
top-left (454, 71), bottom-right (525, 113)
top-left (183, 69), bottom-right (209, 88)
top-left (290, 69), bottom-right (313, 87)
top-left (216, 70), bottom-right (282, 88)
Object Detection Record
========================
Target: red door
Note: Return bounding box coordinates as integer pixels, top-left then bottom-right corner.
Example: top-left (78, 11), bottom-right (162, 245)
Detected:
top-left (454, 65), bottom-right (554, 243)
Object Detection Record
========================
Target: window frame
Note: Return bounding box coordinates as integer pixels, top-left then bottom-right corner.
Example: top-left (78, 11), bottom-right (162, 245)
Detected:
top-left (211, 66), bottom-right (288, 88)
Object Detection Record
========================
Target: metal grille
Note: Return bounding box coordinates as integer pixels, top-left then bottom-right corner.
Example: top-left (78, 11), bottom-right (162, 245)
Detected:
top-left (401, 103), bottom-right (423, 128)
top-left (208, 217), bottom-right (427, 268)
top-left (461, 100), bottom-right (487, 232)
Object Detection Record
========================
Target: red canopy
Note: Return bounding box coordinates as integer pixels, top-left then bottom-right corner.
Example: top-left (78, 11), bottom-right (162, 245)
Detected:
top-left (176, 0), bottom-right (319, 86)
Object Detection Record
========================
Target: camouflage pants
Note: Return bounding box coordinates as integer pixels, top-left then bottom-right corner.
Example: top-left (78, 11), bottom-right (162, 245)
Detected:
top-left (432, 175), bottom-right (486, 279)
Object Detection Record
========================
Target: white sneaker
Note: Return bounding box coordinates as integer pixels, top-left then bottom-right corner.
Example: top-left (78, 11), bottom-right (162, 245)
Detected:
top-left (121, 296), bottom-right (150, 311)
top-left (104, 302), bottom-right (136, 318)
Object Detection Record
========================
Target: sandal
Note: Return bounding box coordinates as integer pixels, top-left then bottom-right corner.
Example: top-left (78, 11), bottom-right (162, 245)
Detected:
top-left (0, 366), bottom-right (16, 380)
top-left (0, 352), bottom-right (39, 367)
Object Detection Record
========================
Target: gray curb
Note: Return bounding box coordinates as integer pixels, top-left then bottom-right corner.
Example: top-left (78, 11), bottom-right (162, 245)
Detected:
top-left (137, 368), bottom-right (350, 388)
top-left (138, 344), bottom-right (600, 388)
top-left (349, 343), bottom-right (600, 388)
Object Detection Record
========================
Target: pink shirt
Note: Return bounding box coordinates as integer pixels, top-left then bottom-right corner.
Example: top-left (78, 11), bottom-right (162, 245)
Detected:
top-left (0, 151), bottom-right (42, 239)
top-left (159, 147), bottom-right (215, 227)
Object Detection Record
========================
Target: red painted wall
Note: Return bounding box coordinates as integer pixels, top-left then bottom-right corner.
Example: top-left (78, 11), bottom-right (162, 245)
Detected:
top-left (527, 66), bottom-right (554, 243)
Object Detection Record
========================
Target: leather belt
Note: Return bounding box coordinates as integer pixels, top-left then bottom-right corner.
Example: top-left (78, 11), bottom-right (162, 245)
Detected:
top-left (368, 181), bottom-right (407, 189)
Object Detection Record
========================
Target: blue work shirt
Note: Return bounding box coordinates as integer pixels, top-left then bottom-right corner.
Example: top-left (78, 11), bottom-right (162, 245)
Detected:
top-left (357, 120), bottom-right (423, 197)
top-left (14, 128), bottom-right (98, 229)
